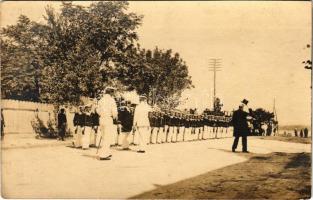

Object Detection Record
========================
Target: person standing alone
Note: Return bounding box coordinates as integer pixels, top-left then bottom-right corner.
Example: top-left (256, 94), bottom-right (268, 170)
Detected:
top-left (231, 99), bottom-right (252, 153)
top-left (57, 108), bottom-right (67, 141)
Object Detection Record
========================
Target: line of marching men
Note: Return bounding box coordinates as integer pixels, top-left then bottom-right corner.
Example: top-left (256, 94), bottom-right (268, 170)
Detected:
top-left (72, 104), bottom-right (101, 150)
top-left (70, 93), bottom-right (233, 156)
top-left (146, 111), bottom-right (232, 144)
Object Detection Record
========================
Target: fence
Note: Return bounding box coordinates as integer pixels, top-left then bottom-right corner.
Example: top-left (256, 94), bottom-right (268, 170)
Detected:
top-left (1, 99), bottom-right (76, 134)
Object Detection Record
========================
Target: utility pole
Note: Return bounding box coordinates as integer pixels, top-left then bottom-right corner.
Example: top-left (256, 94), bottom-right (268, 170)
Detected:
top-left (273, 98), bottom-right (278, 121)
top-left (273, 98), bottom-right (279, 134)
top-left (208, 58), bottom-right (222, 109)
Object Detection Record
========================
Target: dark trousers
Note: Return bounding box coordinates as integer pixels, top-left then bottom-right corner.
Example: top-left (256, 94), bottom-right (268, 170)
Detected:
top-left (232, 136), bottom-right (247, 151)
top-left (58, 125), bottom-right (66, 140)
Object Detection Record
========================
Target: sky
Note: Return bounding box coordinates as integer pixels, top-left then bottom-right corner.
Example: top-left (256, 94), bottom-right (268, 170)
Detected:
top-left (1, 1), bottom-right (312, 125)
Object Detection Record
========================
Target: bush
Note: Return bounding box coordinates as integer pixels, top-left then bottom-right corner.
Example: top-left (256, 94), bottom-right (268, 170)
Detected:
top-left (31, 114), bottom-right (72, 139)
top-left (31, 115), bottom-right (58, 138)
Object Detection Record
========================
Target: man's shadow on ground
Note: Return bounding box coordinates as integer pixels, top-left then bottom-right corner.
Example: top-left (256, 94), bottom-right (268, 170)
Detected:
top-left (71, 145), bottom-right (141, 160)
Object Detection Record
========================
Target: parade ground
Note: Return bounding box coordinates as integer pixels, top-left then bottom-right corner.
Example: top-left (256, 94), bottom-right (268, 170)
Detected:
top-left (2, 135), bottom-right (310, 199)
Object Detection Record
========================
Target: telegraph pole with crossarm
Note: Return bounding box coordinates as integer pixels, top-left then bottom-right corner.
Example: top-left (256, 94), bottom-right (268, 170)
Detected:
top-left (208, 58), bottom-right (222, 109)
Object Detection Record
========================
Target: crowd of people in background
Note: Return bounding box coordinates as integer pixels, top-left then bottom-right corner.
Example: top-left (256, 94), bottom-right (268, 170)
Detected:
top-left (293, 128), bottom-right (309, 138)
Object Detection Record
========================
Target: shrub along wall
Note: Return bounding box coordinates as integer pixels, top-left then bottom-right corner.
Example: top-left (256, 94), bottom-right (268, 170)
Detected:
top-left (1, 99), bottom-right (75, 135)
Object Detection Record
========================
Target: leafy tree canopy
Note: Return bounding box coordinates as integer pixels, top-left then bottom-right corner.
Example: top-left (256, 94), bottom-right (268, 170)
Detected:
top-left (2, 2), bottom-right (142, 104)
top-left (1, 1), bottom-right (193, 107)
top-left (115, 46), bottom-right (193, 108)
top-left (251, 108), bottom-right (275, 125)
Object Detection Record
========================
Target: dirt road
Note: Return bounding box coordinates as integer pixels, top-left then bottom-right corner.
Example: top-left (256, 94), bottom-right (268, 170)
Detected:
top-left (2, 137), bottom-right (310, 198)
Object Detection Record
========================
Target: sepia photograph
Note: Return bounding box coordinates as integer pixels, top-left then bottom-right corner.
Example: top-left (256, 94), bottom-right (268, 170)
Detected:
top-left (0, 1), bottom-right (312, 199)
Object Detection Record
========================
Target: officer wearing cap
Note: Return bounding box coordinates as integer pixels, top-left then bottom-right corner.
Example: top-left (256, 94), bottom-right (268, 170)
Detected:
top-left (97, 87), bottom-right (118, 160)
top-left (133, 94), bottom-right (152, 153)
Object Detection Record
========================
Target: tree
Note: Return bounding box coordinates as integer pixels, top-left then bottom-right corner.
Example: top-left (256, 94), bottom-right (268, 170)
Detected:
top-left (1, 15), bottom-right (41, 101)
top-left (1, 2), bottom-right (193, 108)
top-left (252, 108), bottom-right (274, 123)
top-left (36, 2), bottom-right (143, 104)
top-left (115, 46), bottom-right (193, 108)
top-left (1, 2), bottom-right (143, 105)
top-left (250, 108), bottom-right (275, 134)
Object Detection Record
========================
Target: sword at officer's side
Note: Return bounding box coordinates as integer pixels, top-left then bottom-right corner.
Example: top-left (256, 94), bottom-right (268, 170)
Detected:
top-left (96, 136), bottom-right (102, 154)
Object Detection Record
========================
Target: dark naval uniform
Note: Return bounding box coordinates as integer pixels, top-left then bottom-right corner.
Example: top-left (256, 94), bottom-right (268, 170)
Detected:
top-left (73, 112), bottom-right (84, 148)
top-left (90, 111), bottom-right (100, 147)
top-left (149, 111), bottom-right (158, 144)
top-left (57, 110), bottom-right (67, 141)
top-left (157, 112), bottom-right (166, 143)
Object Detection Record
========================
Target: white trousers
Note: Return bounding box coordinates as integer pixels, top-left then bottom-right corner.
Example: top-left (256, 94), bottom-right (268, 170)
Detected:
top-left (150, 127), bottom-right (158, 144)
top-left (157, 127), bottom-right (165, 143)
top-left (95, 128), bottom-right (102, 148)
top-left (121, 132), bottom-right (131, 149)
top-left (209, 127), bottom-right (215, 138)
top-left (111, 125), bottom-right (119, 145)
top-left (184, 127), bottom-right (190, 141)
top-left (190, 127), bottom-right (195, 140)
top-left (181, 127), bottom-right (188, 141)
top-left (203, 126), bottom-right (209, 139)
top-left (177, 127), bottom-right (184, 142)
top-left (213, 127), bottom-right (218, 138)
top-left (133, 129), bottom-right (139, 145)
top-left (89, 127), bottom-right (97, 146)
top-left (167, 126), bottom-right (174, 142)
top-left (97, 122), bottom-right (114, 158)
top-left (162, 127), bottom-right (167, 143)
top-left (82, 127), bottom-right (92, 149)
top-left (220, 128), bottom-right (225, 138)
top-left (73, 126), bottom-right (83, 147)
top-left (136, 126), bottom-right (149, 151)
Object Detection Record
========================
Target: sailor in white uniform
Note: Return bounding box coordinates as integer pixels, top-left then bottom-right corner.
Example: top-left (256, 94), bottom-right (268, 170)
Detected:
top-left (133, 95), bottom-right (151, 153)
top-left (97, 87), bottom-right (118, 160)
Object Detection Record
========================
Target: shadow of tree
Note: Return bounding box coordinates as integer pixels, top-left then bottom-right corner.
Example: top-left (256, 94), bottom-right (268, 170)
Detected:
top-left (285, 152), bottom-right (311, 169)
